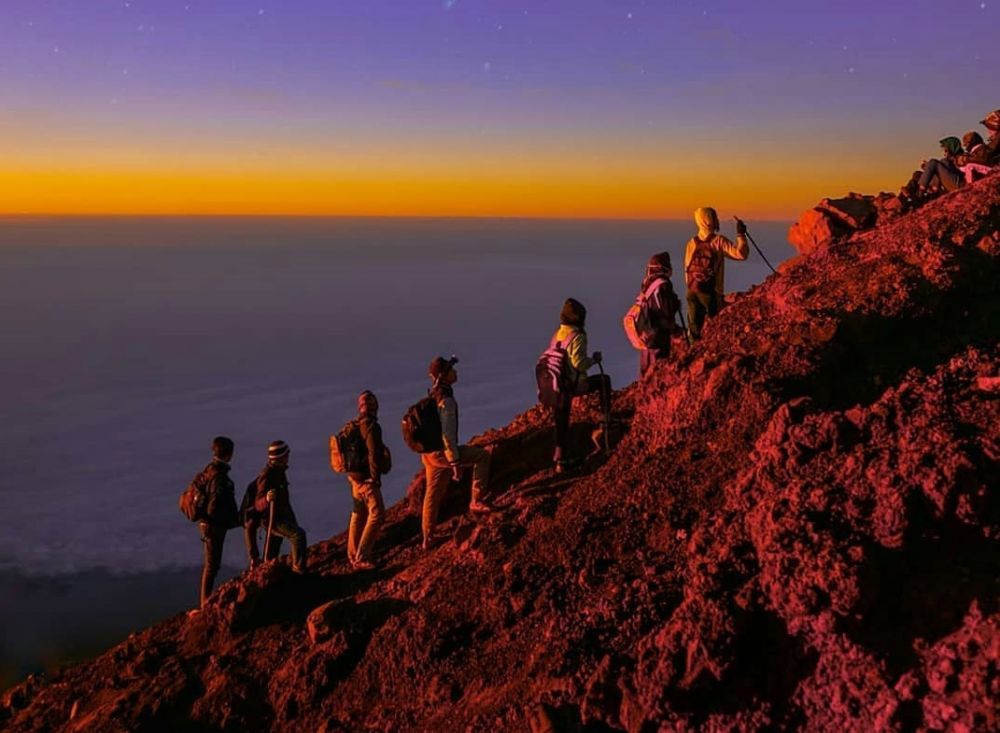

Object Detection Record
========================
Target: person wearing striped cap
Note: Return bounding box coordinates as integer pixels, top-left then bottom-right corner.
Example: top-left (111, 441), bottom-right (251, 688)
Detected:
top-left (244, 440), bottom-right (308, 574)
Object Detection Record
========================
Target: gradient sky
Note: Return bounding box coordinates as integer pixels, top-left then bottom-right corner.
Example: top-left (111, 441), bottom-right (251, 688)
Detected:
top-left (1, 0), bottom-right (997, 219)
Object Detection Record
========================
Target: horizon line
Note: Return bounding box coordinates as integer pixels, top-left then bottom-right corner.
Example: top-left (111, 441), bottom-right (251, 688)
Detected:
top-left (0, 212), bottom-right (794, 223)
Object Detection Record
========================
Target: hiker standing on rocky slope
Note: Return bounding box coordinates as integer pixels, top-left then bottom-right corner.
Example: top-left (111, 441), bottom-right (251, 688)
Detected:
top-left (551, 298), bottom-right (613, 472)
top-left (244, 440), bottom-right (308, 573)
top-left (684, 207), bottom-right (748, 340)
top-left (189, 436), bottom-right (240, 611)
top-left (627, 252), bottom-right (682, 376)
top-left (419, 357), bottom-right (492, 549)
top-left (345, 390), bottom-right (388, 570)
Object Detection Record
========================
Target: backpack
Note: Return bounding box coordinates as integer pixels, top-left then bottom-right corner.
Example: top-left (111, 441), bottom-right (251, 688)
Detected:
top-left (535, 335), bottom-right (572, 407)
top-left (379, 445), bottom-right (393, 475)
top-left (686, 238), bottom-right (718, 293)
top-left (329, 420), bottom-right (369, 474)
top-left (179, 469), bottom-right (210, 522)
top-left (402, 395), bottom-right (444, 453)
top-left (623, 278), bottom-right (671, 350)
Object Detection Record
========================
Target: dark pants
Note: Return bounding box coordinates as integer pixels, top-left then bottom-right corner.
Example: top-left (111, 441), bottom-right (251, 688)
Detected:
top-left (199, 522), bottom-right (228, 608)
top-left (245, 515), bottom-right (308, 572)
top-left (640, 346), bottom-right (670, 376)
top-left (553, 374), bottom-right (612, 462)
top-left (687, 289), bottom-right (720, 340)
top-left (919, 158), bottom-right (962, 192)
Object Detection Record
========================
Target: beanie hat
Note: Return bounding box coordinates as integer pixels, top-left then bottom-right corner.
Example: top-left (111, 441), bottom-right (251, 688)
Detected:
top-left (939, 137), bottom-right (962, 156)
top-left (268, 440), bottom-right (290, 463)
top-left (428, 356), bottom-right (458, 380)
top-left (647, 251), bottom-right (672, 273)
top-left (981, 109), bottom-right (1000, 130)
top-left (962, 131), bottom-right (985, 150)
top-left (560, 298), bottom-right (586, 327)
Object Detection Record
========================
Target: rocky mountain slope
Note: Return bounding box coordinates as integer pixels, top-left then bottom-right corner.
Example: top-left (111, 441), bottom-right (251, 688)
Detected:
top-left (3, 174), bottom-right (999, 733)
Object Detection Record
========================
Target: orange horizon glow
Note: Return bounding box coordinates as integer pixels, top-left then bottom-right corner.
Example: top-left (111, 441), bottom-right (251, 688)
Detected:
top-left (0, 157), bottom-right (911, 221)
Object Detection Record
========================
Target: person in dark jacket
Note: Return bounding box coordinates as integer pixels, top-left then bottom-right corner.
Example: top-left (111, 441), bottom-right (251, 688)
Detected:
top-left (244, 440), bottom-right (308, 573)
top-left (550, 298), bottom-right (612, 472)
top-left (635, 251), bottom-right (682, 376)
top-left (192, 436), bottom-right (239, 611)
top-left (346, 390), bottom-right (386, 570)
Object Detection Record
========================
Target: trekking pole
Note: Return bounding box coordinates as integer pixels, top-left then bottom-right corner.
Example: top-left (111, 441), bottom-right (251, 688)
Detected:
top-left (734, 217), bottom-right (778, 276)
top-left (597, 361), bottom-right (611, 454)
top-left (264, 499), bottom-right (276, 563)
top-left (677, 309), bottom-right (693, 346)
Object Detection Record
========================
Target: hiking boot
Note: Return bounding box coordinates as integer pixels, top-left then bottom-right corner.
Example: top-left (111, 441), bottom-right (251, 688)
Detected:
top-left (352, 559), bottom-right (376, 571)
top-left (555, 456), bottom-right (582, 474)
top-left (468, 500), bottom-right (492, 514)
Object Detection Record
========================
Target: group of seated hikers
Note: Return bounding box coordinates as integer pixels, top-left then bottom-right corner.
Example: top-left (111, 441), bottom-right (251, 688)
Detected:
top-left (181, 101), bottom-right (1000, 610)
top-left (902, 108), bottom-right (1000, 203)
top-left (178, 206), bottom-right (752, 611)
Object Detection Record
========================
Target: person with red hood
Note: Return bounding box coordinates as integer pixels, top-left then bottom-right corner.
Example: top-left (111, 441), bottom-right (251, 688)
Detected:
top-left (684, 207), bottom-right (748, 340)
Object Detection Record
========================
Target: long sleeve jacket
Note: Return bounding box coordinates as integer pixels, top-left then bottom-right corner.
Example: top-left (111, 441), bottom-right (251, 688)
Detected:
top-left (434, 387), bottom-right (461, 464)
top-left (254, 464), bottom-right (295, 521)
top-left (201, 459), bottom-right (238, 528)
top-left (684, 233), bottom-right (749, 298)
top-left (553, 324), bottom-right (595, 388)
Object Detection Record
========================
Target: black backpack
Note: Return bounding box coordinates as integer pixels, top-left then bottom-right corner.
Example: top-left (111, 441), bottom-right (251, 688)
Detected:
top-left (330, 420), bottom-right (369, 474)
top-left (240, 478), bottom-right (260, 525)
top-left (686, 238), bottom-right (718, 293)
top-left (401, 395), bottom-right (443, 453)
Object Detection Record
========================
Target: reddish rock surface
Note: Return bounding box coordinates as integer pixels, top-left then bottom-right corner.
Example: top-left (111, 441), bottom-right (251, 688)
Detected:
top-left (2, 175), bottom-right (999, 732)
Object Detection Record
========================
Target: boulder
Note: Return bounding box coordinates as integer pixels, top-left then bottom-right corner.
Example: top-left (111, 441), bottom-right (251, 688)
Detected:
top-left (787, 208), bottom-right (848, 255)
top-left (816, 194), bottom-right (877, 229)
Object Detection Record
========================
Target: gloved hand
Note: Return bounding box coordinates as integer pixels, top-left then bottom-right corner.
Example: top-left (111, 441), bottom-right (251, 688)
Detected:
top-left (450, 464), bottom-right (463, 482)
top-left (593, 351), bottom-right (603, 364)
top-left (266, 490), bottom-right (275, 503)
top-left (735, 218), bottom-right (747, 236)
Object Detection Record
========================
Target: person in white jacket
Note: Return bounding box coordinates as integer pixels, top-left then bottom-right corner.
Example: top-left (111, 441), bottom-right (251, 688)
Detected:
top-left (684, 207), bottom-right (749, 340)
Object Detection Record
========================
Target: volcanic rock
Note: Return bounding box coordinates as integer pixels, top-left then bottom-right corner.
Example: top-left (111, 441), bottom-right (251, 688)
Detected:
top-left (3, 174), bottom-right (1000, 731)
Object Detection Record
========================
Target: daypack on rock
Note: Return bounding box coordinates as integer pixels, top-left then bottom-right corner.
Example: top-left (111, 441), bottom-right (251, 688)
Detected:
top-left (686, 238), bottom-right (718, 292)
top-left (402, 395), bottom-right (444, 453)
top-left (536, 336), bottom-right (572, 407)
top-left (329, 420), bottom-right (368, 474)
top-left (623, 278), bottom-right (671, 350)
top-left (179, 471), bottom-right (209, 522)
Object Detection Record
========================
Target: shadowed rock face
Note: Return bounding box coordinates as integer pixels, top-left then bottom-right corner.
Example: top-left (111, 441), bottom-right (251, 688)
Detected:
top-left (3, 174), bottom-right (999, 732)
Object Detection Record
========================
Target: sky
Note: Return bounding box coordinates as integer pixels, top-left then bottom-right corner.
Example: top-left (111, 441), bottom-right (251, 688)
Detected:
top-left (0, 0), bottom-right (997, 219)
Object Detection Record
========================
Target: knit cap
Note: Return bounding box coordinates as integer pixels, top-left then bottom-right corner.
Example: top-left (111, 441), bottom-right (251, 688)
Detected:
top-left (428, 356), bottom-right (458, 380)
top-left (268, 440), bottom-right (290, 463)
top-left (560, 298), bottom-right (586, 327)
